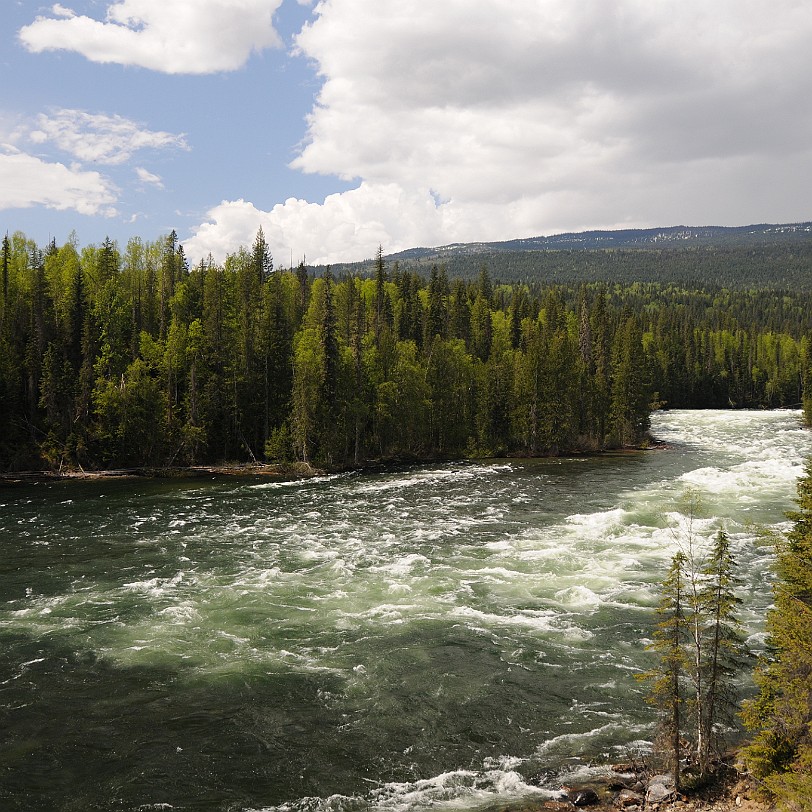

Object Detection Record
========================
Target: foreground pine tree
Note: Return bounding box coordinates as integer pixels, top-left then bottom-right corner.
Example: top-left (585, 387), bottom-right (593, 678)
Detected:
top-left (639, 550), bottom-right (691, 791)
top-left (697, 529), bottom-right (749, 774)
top-left (641, 525), bottom-right (749, 790)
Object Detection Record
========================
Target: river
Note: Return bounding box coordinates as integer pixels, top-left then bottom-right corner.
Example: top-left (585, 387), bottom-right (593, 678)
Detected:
top-left (1, 409), bottom-right (810, 811)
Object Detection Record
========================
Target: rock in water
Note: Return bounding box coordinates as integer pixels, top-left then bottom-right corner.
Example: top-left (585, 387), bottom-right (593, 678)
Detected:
top-left (569, 788), bottom-right (600, 807)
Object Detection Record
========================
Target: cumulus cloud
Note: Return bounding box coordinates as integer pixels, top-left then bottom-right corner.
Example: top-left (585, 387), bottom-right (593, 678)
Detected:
top-left (29, 108), bottom-right (189, 165)
top-left (0, 148), bottom-right (118, 216)
top-left (193, 0), bottom-right (812, 263)
top-left (19, 0), bottom-right (284, 74)
top-left (185, 183), bottom-right (457, 265)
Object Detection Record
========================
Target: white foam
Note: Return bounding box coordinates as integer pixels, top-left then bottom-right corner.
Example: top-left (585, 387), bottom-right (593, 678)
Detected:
top-left (553, 585), bottom-right (602, 610)
top-left (452, 606), bottom-right (593, 641)
top-left (370, 554), bottom-right (431, 576)
top-left (156, 605), bottom-right (200, 624)
top-left (121, 571), bottom-right (186, 596)
top-left (249, 762), bottom-right (560, 812)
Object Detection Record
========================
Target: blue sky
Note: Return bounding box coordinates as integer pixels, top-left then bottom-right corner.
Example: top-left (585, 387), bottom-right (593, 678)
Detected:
top-left (2, 1), bottom-right (811, 265)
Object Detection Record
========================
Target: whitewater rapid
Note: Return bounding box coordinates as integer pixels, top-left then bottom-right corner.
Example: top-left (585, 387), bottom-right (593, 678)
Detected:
top-left (0, 409), bottom-right (809, 812)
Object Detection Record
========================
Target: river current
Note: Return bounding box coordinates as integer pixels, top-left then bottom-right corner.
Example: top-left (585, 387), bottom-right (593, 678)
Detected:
top-left (1, 410), bottom-right (810, 811)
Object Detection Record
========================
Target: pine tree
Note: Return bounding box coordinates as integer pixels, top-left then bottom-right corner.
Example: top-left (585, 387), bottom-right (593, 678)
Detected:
top-left (1, 233), bottom-right (9, 331)
top-left (697, 529), bottom-right (748, 773)
top-left (372, 245), bottom-right (392, 346)
top-left (607, 313), bottom-right (650, 447)
top-left (252, 226), bottom-right (273, 285)
top-left (664, 492), bottom-right (749, 777)
top-left (639, 551), bottom-right (691, 792)
top-left (425, 264), bottom-right (448, 343)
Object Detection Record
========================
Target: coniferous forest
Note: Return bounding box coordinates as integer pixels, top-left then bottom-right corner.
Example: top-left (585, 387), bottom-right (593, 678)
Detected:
top-left (1, 228), bottom-right (812, 472)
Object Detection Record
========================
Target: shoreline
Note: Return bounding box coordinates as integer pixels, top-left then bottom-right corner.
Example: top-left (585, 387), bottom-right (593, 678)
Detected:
top-left (0, 441), bottom-right (670, 486)
top-left (531, 763), bottom-right (773, 812)
top-left (0, 460), bottom-right (323, 485)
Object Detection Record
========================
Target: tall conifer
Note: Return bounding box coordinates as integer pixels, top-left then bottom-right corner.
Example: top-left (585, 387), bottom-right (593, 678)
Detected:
top-left (697, 529), bottom-right (748, 773)
top-left (640, 550), bottom-right (691, 791)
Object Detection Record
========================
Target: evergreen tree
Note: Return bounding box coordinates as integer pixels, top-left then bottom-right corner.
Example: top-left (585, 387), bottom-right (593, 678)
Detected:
top-left (607, 314), bottom-right (650, 447)
top-left (448, 278), bottom-right (471, 344)
top-left (639, 551), bottom-right (691, 792)
top-left (1, 233), bottom-right (9, 330)
top-left (802, 335), bottom-right (812, 427)
top-left (372, 245), bottom-right (392, 346)
top-left (697, 529), bottom-right (748, 773)
top-left (425, 265), bottom-right (449, 343)
top-left (252, 226), bottom-right (273, 285)
top-left (476, 264), bottom-right (493, 304)
top-left (743, 464), bottom-right (812, 806)
top-left (470, 292), bottom-right (492, 362)
top-left (3, 228), bottom-right (812, 471)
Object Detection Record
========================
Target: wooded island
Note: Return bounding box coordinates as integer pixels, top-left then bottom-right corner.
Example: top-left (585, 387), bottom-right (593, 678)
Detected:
top-left (1, 229), bottom-right (811, 472)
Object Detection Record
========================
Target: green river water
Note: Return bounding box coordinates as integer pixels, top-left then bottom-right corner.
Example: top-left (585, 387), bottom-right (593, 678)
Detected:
top-left (1, 409), bottom-right (810, 812)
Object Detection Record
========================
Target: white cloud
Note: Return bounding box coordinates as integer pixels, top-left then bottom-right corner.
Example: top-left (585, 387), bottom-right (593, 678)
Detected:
top-left (19, 0), bottom-right (284, 74)
top-left (30, 108), bottom-right (189, 165)
top-left (0, 148), bottom-right (118, 216)
top-left (135, 167), bottom-right (163, 187)
top-left (192, 0), bottom-right (812, 262)
top-left (185, 183), bottom-right (455, 265)
top-left (51, 4), bottom-right (77, 19)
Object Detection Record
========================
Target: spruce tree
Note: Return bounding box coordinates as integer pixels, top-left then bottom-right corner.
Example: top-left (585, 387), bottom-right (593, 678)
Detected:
top-left (252, 226), bottom-right (273, 285)
top-left (639, 551), bottom-right (691, 791)
top-left (697, 529), bottom-right (748, 773)
top-left (1, 233), bottom-right (9, 330)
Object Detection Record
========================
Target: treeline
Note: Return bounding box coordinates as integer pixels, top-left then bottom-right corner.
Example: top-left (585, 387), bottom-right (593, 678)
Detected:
top-left (339, 243), bottom-right (812, 292)
top-left (1, 230), bottom-right (811, 471)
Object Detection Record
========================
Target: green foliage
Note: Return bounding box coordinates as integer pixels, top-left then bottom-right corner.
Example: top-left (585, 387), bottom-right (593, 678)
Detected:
top-left (265, 423), bottom-right (293, 463)
top-left (640, 519), bottom-right (749, 788)
top-left (638, 551), bottom-right (691, 790)
top-left (697, 530), bottom-right (749, 771)
top-left (803, 337), bottom-right (812, 428)
top-left (373, 243), bottom-right (812, 293)
top-left (743, 464), bottom-right (812, 808)
top-left (1, 228), bottom-right (811, 471)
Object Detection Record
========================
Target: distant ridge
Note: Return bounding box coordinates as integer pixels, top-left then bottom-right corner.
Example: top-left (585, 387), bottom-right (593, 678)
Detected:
top-left (322, 221), bottom-right (812, 289)
top-left (386, 221), bottom-right (812, 261)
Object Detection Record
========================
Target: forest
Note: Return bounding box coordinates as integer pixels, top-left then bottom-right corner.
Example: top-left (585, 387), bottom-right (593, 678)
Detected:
top-left (339, 241), bottom-right (812, 291)
top-left (1, 228), bottom-right (812, 472)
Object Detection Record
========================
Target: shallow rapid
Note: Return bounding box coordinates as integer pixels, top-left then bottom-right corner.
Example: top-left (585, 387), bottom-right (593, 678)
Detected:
top-left (1, 410), bottom-right (809, 811)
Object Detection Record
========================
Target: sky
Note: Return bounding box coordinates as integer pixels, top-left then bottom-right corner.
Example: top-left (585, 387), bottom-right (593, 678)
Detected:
top-left (2, 0), bottom-right (811, 266)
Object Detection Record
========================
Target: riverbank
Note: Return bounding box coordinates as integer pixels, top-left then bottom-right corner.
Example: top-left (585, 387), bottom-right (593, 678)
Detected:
top-left (0, 460), bottom-right (323, 485)
top-left (534, 766), bottom-right (772, 812)
top-left (0, 438), bottom-right (667, 486)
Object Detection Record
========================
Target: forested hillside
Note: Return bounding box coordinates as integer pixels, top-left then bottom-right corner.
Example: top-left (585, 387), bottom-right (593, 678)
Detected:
top-left (336, 243), bottom-right (812, 291)
top-left (1, 230), bottom-right (811, 471)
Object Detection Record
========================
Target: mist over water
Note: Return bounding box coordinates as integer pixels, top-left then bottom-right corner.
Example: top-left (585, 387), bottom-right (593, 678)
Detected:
top-left (1, 410), bottom-right (810, 812)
